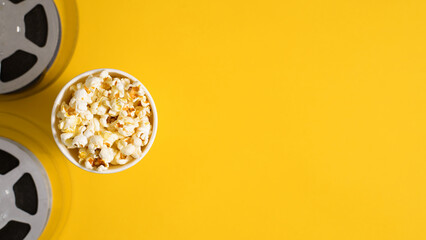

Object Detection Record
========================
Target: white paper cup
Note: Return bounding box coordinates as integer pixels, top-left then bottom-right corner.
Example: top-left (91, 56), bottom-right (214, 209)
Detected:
top-left (51, 69), bottom-right (158, 174)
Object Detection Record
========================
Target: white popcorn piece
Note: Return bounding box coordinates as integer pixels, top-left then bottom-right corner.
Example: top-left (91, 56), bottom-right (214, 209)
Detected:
top-left (116, 138), bottom-right (128, 150)
top-left (96, 105), bottom-right (108, 115)
top-left (85, 76), bottom-right (102, 90)
top-left (116, 117), bottom-right (138, 137)
top-left (108, 110), bottom-right (118, 117)
top-left (102, 131), bottom-right (120, 147)
top-left (84, 159), bottom-right (94, 170)
top-left (141, 97), bottom-right (150, 108)
top-left (74, 89), bottom-right (91, 103)
top-left (83, 129), bottom-right (94, 138)
top-left (91, 135), bottom-right (103, 145)
top-left (136, 122), bottom-right (151, 145)
top-left (86, 117), bottom-right (101, 133)
top-left (107, 77), bottom-right (119, 87)
top-left (121, 143), bottom-right (136, 156)
top-left (111, 81), bottom-right (125, 99)
top-left (74, 99), bottom-right (88, 113)
top-left (69, 82), bottom-right (84, 92)
top-left (100, 147), bottom-right (115, 163)
top-left (110, 99), bottom-right (126, 112)
top-left (132, 135), bottom-right (142, 146)
top-left (88, 135), bottom-right (103, 153)
top-left (100, 115), bottom-right (109, 128)
top-left (76, 126), bottom-right (86, 136)
top-left (112, 152), bottom-right (130, 165)
top-left (137, 88), bottom-right (145, 98)
top-left (97, 165), bottom-right (108, 172)
top-left (72, 134), bottom-right (88, 148)
top-left (136, 123), bottom-right (151, 137)
top-left (78, 148), bottom-right (90, 161)
top-left (131, 146), bottom-right (142, 159)
top-left (58, 115), bottom-right (80, 133)
top-left (122, 78), bottom-right (131, 87)
top-left (100, 70), bottom-right (110, 79)
top-left (60, 133), bottom-right (74, 148)
top-left (80, 110), bottom-right (93, 121)
top-left (90, 101), bottom-right (100, 114)
top-left (57, 102), bottom-right (73, 119)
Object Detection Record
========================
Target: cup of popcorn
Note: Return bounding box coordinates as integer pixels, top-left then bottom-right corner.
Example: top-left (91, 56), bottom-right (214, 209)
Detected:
top-left (51, 69), bottom-right (158, 173)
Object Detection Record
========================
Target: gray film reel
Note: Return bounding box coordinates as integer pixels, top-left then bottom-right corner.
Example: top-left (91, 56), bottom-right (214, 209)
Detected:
top-left (0, 0), bottom-right (61, 94)
top-left (0, 137), bottom-right (51, 239)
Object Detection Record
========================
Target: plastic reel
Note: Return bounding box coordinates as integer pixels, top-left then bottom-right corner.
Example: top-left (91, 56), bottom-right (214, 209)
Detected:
top-left (0, 137), bottom-right (51, 239)
top-left (0, 112), bottom-right (71, 239)
top-left (0, 0), bottom-right (61, 94)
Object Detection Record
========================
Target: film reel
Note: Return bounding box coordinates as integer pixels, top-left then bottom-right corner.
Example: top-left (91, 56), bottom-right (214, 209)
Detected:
top-left (0, 137), bottom-right (51, 239)
top-left (0, 112), bottom-right (71, 239)
top-left (0, 0), bottom-right (61, 94)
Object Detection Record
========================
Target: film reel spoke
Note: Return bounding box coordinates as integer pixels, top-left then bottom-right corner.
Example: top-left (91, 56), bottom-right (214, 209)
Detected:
top-left (20, 37), bottom-right (45, 57)
top-left (8, 207), bottom-right (36, 225)
top-left (0, 187), bottom-right (14, 214)
top-left (0, 169), bottom-right (23, 188)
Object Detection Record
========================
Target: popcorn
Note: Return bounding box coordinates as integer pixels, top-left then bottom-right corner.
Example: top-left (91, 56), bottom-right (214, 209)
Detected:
top-left (100, 115), bottom-right (109, 128)
top-left (115, 116), bottom-right (139, 137)
top-left (100, 70), bottom-right (110, 79)
top-left (90, 101), bottom-right (100, 114)
top-left (136, 121), bottom-right (152, 145)
top-left (88, 135), bottom-right (103, 153)
top-left (119, 110), bottom-right (128, 117)
top-left (57, 71), bottom-right (153, 171)
top-left (97, 165), bottom-right (108, 172)
top-left (110, 99), bottom-right (126, 113)
top-left (57, 102), bottom-right (73, 119)
top-left (101, 98), bottom-right (111, 108)
top-left (141, 95), bottom-right (150, 107)
top-left (80, 110), bottom-right (93, 124)
top-left (83, 129), bottom-right (94, 138)
top-left (74, 89), bottom-right (91, 103)
top-left (131, 146), bottom-right (142, 159)
top-left (102, 131), bottom-right (120, 147)
top-left (86, 118), bottom-right (100, 133)
top-left (60, 133), bottom-right (74, 148)
top-left (112, 152), bottom-right (130, 165)
top-left (99, 147), bottom-right (115, 163)
top-left (85, 159), bottom-right (94, 169)
top-left (116, 138), bottom-right (128, 150)
top-left (121, 144), bottom-right (136, 156)
top-left (72, 134), bottom-right (88, 148)
top-left (132, 135), bottom-right (142, 146)
top-left (78, 148), bottom-right (90, 160)
top-left (58, 115), bottom-right (80, 133)
top-left (85, 76), bottom-right (102, 90)
top-left (111, 81), bottom-right (125, 98)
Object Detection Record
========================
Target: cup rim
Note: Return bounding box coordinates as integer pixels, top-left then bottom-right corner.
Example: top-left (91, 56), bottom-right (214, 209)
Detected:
top-left (51, 68), bottom-right (158, 174)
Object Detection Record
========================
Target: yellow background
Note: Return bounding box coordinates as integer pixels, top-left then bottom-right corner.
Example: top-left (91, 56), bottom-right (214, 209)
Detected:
top-left (2, 0), bottom-right (426, 239)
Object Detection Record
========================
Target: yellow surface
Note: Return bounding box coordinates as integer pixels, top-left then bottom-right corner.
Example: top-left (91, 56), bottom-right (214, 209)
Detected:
top-left (2, 0), bottom-right (426, 239)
